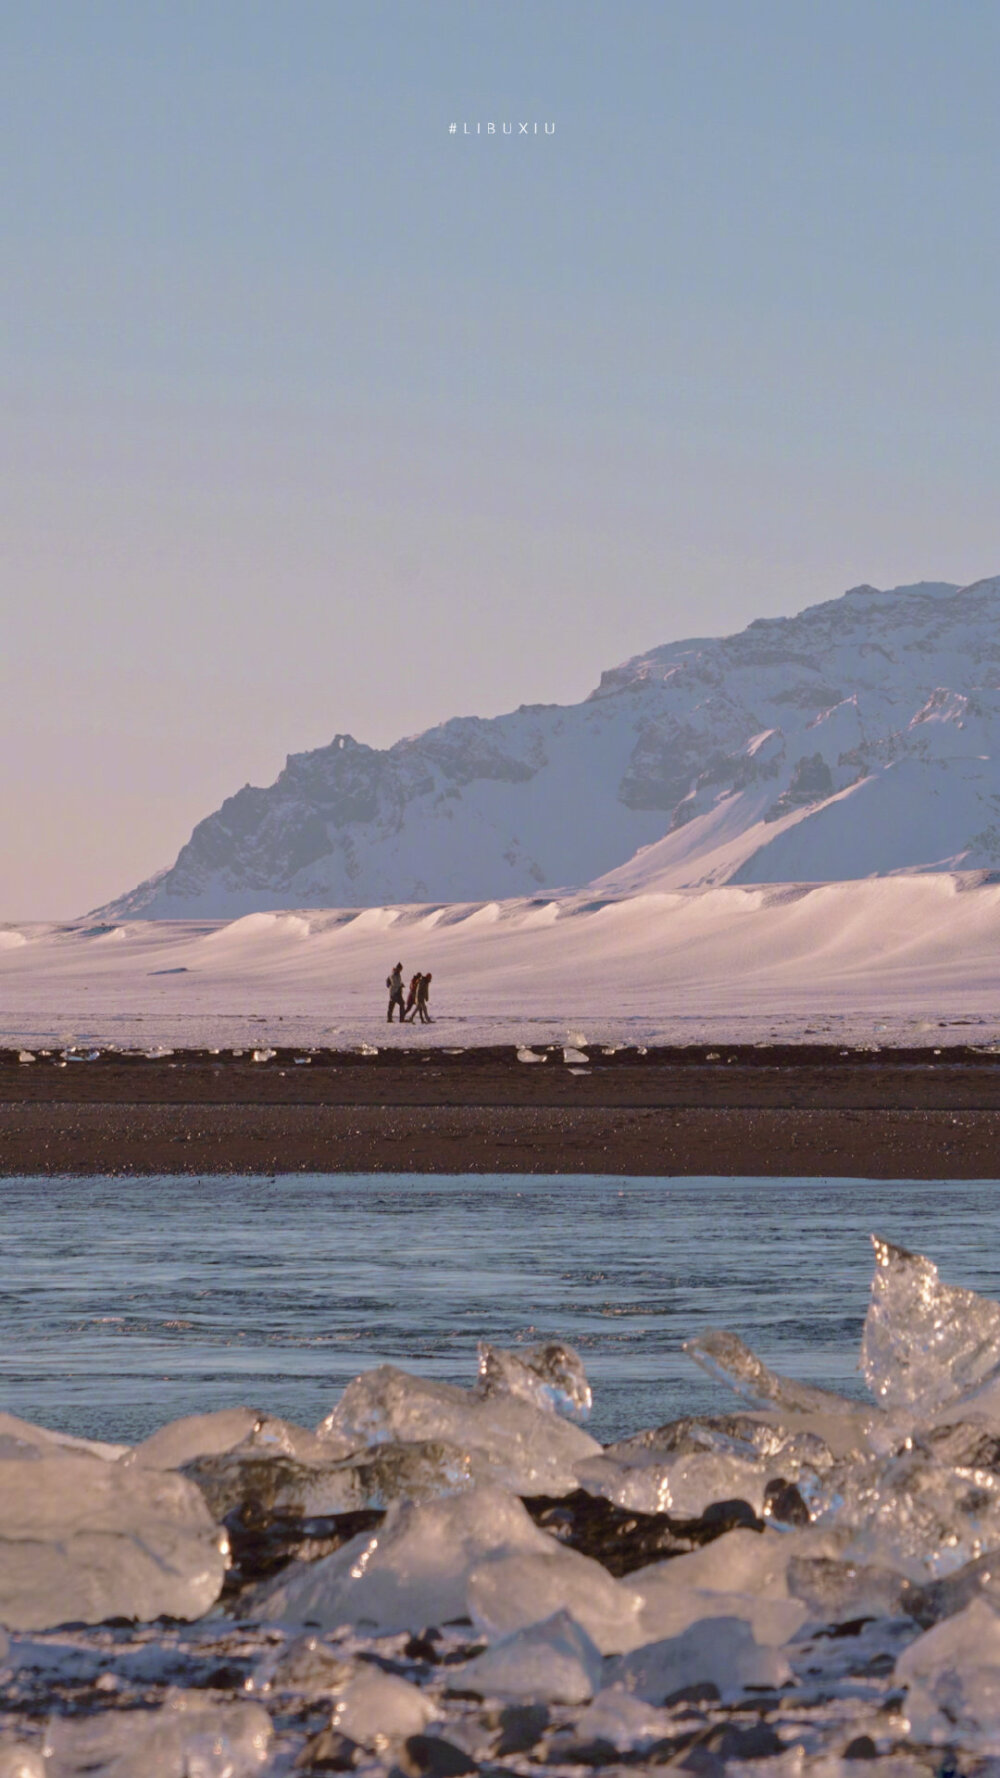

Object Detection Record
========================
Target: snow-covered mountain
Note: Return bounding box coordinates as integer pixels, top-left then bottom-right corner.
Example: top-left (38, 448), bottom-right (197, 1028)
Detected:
top-left (99, 576), bottom-right (1000, 917)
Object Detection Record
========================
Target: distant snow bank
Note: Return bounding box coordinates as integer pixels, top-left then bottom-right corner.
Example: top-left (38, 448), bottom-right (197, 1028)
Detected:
top-left (4, 873), bottom-right (1000, 1051)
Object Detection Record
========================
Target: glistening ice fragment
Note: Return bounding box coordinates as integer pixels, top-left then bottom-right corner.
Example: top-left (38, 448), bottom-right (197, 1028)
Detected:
top-left (862, 1235), bottom-right (1000, 1416)
top-left (10, 1242), bottom-right (1000, 1771)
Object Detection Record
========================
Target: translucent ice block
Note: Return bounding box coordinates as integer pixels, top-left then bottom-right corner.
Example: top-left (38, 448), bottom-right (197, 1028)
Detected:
top-left (476, 1340), bottom-right (593, 1419)
top-left (608, 1615), bottom-right (792, 1703)
top-left (467, 1544), bottom-right (644, 1652)
top-left (318, 1365), bottom-right (600, 1494)
top-left (683, 1332), bottom-right (878, 1456)
top-left (331, 1669), bottom-right (437, 1744)
top-left (896, 1598), bottom-right (1000, 1752)
top-left (186, 1436), bottom-right (492, 1519)
top-left (863, 1237), bottom-right (1000, 1418)
top-left (629, 1531), bottom-right (814, 1647)
top-left (129, 1408), bottom-right (264, 1470)
top-left (43, 1691), bottom-right (271, 1777)
top-left (576, 1446), bottom-right (771, 1516)
top-left (807, 1444), bottom-right (1000, 1578)
top-left (458, 1610), bottom-right (603, 1704)
top-left (573, 1686), bottom-right (677, 1752)
top-left (0, 1453), bottom-right (228, 1630)
top-left (249, 1485), bottom-right (554, 1633)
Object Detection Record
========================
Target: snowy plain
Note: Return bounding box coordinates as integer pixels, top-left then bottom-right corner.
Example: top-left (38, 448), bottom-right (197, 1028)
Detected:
top-left (3, 870), bottom-right (1000, 1051)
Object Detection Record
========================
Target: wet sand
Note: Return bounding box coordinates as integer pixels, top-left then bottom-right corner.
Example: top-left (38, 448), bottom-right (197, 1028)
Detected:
top-left (3, 1044), bottom-right (1000, 1176)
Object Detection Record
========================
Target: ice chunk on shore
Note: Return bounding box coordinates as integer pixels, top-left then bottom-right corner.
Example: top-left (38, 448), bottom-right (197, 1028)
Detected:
top-left (607, 1411), bottom-right (833, 1472)
top-left (44, 1691), bottom-right (271, 1776)
top-left (130, 1407), bottom-right (264, 1469)
top-left (234, 1411), bottom-right (336, 1459)
top-left (0, 1411), bottom-right (125, 1463)
top-left (573, 1687), bottom-right (677, 1753)
top-left (633, 1571), bottom-right (808, 1648)
top-left (900, 1549), bottom-right (1000, 1628)
top-left (808, 1443), bottom-right (1000, 1577)
top-left (332, 1670), bottom-right (436, 1744)
top-left (249, 1486), bottom-right (552, 1632)
top-left (629, 1529), bottom-right (810, 1646)
top-left (0, 1453), bottom-right (227, 1629)
top-left (581, 1411), bottom-right (833, 1514)
top-left (477, 1340), bottom-right (592, 1419)
top-left (319, 1365), bottom-right (600, 1493)
top-left (467, 1545), bottom-right (644, 1653)
top-left (896, 1598), bottom-right (1000, 1751)
top-left (577, 1446), bottom-right (769, 1515)
top-left (186, 1436), bottom-right (491, 1519)
top-left (795, 1543), bottom-right (1000, 1631)
top-left (863, 1237), bottom-right (1000, 1417)
top-left (938, 1370), bottom-right (1000, 1429)
top-left (249, 1634), bottom-right (352, 1699)
top-left (787, 1554), bottom-right (911, 1623)
top-left (684, 1331), bottom-right (878, 1455)
top-left (609, 1616), bottom-right (791, 1703)
top-left (649, 1526), bottom-right (796, 1598)
top-left (459, 1610), bottom-right (603, 1703)
top-left (915, 1416), bottom-right (1000, 1473)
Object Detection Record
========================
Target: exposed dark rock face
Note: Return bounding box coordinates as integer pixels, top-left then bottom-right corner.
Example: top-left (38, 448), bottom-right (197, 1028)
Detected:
top-left (216, 1484), bottom-right (766, 1607)
top-left (521, 1488), bottom-right (763, 1578)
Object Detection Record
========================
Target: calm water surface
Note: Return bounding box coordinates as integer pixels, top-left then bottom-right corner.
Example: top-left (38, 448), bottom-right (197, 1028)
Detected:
top-left (4, 1174), bottom-right (1000, 1445)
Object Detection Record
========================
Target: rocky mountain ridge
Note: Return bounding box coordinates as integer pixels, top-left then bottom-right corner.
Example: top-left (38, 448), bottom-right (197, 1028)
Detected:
top-left (98, 576), bottom-right (1000, 916)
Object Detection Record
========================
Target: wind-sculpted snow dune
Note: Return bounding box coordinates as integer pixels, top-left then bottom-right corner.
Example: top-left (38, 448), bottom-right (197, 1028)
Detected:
top-left (5, 870), bottom-right (1000, 1050)
top-left (10, 1248), bottom-right (1000, 1770)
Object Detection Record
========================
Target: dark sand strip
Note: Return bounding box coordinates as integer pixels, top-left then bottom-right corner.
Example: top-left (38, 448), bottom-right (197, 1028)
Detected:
top-left (3, 1048), bottom-right (1000, 1174)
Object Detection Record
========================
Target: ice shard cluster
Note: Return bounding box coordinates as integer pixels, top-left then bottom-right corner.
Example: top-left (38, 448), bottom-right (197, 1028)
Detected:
top-left (9, 1240), bottom-right (1000, 1772)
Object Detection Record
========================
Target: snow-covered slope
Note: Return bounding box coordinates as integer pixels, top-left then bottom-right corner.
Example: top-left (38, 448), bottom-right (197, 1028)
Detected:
top-left (7, 873), bottom-right (1000, 1051)
top-left (99, 577), bottom-right (1000, 918)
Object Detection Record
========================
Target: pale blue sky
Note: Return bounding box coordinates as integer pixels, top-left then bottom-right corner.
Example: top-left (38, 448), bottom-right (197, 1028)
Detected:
top-left (3, 0), bottom-right (998, 914)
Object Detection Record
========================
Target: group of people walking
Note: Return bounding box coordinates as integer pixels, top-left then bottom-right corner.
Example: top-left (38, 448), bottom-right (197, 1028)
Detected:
top-left (386, 962), bottom-right (433, 1024)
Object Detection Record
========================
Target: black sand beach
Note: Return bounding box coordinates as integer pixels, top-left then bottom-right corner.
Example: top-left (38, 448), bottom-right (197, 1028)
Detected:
top-left (3, 1044), bottom-right (1000, 1176)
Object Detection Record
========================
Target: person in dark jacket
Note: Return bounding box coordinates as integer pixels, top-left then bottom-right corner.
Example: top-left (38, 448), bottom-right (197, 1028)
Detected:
top-left (403, 973), bottom-right (421, 1019)
top-left (414, 971), bottom-right (433, 1023)
top-left (386, 962), bottom-right (406, 1022)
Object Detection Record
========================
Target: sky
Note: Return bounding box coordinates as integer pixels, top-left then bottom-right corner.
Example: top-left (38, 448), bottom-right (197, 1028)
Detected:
top-left (2, 0), bottom-right (999, 917)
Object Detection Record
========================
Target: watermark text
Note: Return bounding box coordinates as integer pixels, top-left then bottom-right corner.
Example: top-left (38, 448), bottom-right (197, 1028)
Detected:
top-left (448, 121), bottom-right (555, 136)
